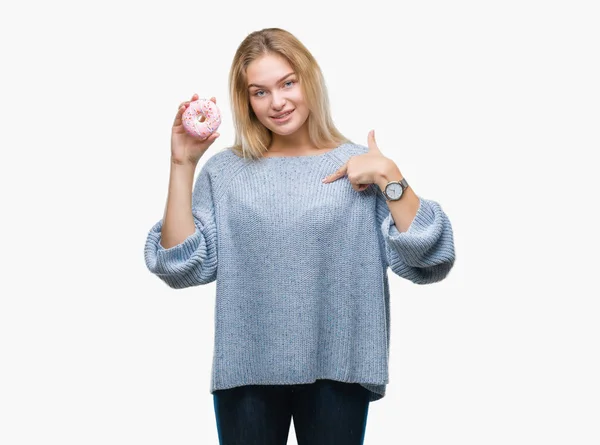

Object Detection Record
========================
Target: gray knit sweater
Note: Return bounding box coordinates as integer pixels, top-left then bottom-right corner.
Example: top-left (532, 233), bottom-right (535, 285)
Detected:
top-left (144, 142), bottom-right (455, 402)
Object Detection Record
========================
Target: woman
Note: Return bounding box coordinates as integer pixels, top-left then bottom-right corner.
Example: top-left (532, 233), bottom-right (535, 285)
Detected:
top-left (144, 27), bottom-right (456, 445)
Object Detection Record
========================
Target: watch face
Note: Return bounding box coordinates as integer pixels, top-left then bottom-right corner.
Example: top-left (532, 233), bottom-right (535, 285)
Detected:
top-left (385, 182), bottom-right (403, 199)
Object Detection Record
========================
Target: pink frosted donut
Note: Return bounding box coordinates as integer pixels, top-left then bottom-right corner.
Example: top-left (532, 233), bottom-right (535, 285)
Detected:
top-left (182, 98), bottom-right (221, 140)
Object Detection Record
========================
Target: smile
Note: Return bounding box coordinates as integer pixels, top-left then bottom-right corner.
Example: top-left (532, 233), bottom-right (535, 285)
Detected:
top-left (271, 109), bottom-right (294, 122)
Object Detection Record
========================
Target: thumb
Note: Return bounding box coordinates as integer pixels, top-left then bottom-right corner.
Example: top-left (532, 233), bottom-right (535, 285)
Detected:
top-left (368, 130), bottom-right (381, 153)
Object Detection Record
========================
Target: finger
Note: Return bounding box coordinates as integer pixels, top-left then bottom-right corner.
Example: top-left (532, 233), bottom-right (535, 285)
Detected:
top-left (173, 101), bottom-right (191, 126)
top-left (350, 181), bottom-right (369, 192)
top-left (322, 162), bottom-right (348, 183)
top-left (190, 93), bottom-right (198, 101)
top-left (203, 131), bottom-right (220, 143)
top-left (368, 129), bottom-right (381, 153)
top-left (173, 103), bottom-right (186, 126)
top-left (211, 96), bottom-right (216, 104)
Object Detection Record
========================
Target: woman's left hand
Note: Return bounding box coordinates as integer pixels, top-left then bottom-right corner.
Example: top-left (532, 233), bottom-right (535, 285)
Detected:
top-left (322, 130), bottom-right (398, 192)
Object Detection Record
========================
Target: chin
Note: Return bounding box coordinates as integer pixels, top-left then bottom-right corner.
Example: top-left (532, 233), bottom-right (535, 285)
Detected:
top-left (270, 126), bottom-right (300, 136)
top-left (270, 118), bottom-right (309, 136)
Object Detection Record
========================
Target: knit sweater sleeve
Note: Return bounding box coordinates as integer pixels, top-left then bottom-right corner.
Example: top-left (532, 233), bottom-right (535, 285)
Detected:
top-left (144, 161), bottom-right (218, 289)
top-left (374, 186), bottom-right (456, 284)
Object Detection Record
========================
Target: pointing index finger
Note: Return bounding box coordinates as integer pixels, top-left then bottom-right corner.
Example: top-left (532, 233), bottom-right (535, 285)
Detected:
top-left (322, 162), bottom-right (348, 183)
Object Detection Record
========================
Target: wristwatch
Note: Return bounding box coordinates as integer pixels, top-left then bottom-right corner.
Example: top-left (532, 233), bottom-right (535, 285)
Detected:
top-left (380, 177), bottom-right (409, 201)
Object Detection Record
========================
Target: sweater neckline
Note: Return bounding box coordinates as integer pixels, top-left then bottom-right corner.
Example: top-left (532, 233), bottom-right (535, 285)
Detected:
top-left (259, 142), bottom-right (350, 161)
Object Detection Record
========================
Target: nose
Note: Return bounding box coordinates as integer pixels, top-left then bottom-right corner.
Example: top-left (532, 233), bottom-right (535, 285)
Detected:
top-left (270, 91), bottom-right (286, 111)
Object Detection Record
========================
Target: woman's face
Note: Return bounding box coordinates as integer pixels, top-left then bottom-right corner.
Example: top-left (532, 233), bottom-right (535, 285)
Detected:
top-left (246, 53), bottom-right (310, 138)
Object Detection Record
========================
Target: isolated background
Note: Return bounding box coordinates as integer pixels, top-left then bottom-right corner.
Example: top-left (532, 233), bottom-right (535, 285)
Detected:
top-left (1, 0), bottom-right (599, 444)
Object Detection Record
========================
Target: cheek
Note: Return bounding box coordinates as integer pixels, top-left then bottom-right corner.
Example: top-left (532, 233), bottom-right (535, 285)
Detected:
top-left (249, 100), bottom-right (265, 117)
top-left (291, 89), bottom-right (304, 101)
top-left (291, 90), bottom-right (307, 110)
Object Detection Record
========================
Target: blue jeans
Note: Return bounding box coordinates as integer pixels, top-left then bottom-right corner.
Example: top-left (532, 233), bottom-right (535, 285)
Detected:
top-left (213, 379), bottom-right (370, 445)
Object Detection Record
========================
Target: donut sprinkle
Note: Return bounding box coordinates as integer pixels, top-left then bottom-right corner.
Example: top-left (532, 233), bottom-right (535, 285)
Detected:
top-left (182, 98), bottom-right (222, 140)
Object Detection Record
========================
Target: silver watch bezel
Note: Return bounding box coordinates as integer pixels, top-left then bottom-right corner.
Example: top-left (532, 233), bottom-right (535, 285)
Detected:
top-left (382, 177), bottom-right (409, 201)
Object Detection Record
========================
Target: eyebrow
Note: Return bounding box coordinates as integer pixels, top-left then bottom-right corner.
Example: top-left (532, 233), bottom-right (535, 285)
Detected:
top-left (248, 72), bottom-right (296, 89)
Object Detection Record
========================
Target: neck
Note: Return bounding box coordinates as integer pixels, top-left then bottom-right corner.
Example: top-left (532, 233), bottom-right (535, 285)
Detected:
top-left (268, 124), bottom-right (314, 152)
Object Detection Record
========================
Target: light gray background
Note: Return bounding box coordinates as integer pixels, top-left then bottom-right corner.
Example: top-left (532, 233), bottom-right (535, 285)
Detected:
top-left (1, 0), bottom-right (598, 444)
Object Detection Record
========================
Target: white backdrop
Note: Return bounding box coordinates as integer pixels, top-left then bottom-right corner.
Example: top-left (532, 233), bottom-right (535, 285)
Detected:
top-left (1, 0), bottom-right (599, 444)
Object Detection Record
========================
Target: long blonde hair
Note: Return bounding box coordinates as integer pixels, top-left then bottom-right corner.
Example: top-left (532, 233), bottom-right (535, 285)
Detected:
top-left (228, 28), bottom-right (351, 160)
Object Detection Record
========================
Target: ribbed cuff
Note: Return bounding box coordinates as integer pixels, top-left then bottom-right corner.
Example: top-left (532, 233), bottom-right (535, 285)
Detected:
top-left (144, 218), bottom-right (206, 276)
top-left (381, 197), bottom-right (444, 267)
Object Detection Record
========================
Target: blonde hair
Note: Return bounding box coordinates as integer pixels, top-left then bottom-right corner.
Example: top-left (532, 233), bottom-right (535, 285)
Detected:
top-left (228, 27), bottom-right (352, 160)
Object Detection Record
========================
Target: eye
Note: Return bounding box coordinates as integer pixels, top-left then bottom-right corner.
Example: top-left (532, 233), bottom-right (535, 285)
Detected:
top-left (252, 80), bottom-right (295, 97)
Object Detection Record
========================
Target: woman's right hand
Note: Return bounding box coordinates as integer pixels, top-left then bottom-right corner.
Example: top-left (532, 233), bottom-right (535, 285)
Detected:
top-left (171, 93), bottom-right (220, 166)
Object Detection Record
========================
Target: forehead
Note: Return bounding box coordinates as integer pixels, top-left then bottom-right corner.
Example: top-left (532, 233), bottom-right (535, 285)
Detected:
top-left (246, 54), bottom-right (294, 86)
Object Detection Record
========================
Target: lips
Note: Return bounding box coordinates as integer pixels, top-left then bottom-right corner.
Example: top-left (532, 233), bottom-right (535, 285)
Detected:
top-left (271, 109), bottom-right (294, 119)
